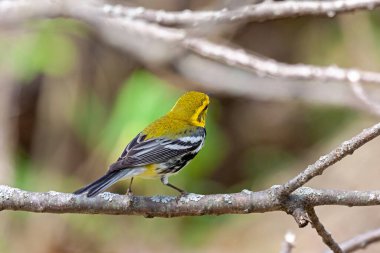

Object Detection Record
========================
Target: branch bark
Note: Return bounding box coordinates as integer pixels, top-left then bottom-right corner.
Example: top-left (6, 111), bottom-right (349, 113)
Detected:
top-left (0, 118), bottom-right (379, 220)
top-left (307, 208), bottom-right (343, 253)
top-left (4, 1), bottom-right (380, 91)
top-left (325, 228), bottom-right (380, 253)
top-left (277, 122), bottom-right (380, 197)
top-left (350, 82), bottom-right (380, 116)
top-left (103, 0), bottom-right (380, 26)
top-left (183, 38), bottom-right (380, 85)
top-left (1, 186), bottom-right (380, 216)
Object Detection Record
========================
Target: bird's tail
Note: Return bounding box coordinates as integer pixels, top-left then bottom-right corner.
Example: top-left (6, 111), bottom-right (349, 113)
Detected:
top-left (73, 168), bottom-right (143, 197)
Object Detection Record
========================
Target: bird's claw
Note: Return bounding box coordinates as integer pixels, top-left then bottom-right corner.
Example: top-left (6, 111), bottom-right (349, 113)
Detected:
top-left (176, 191), bottom-right (189, 203)
top-left (125, 188), bottom-right (135, 204)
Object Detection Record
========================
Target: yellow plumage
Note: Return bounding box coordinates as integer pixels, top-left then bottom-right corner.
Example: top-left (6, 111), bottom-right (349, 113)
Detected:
top-left (138, 164), bottom-right (159, 178)
top-left (143, 91), bottom-right (209, 139)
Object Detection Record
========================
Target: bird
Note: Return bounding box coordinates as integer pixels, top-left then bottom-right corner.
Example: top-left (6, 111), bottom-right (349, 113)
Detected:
top-left (74, 91), bottom-right (209, 197)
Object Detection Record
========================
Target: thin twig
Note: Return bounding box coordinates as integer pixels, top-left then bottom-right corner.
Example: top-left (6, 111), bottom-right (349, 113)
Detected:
top-left (307, 208), bottom-right (343, 253)
top-left (277, 122), bottom-right (380, 197)
top-left (341, 228), bottom-right (380, 252)
top-left (350, 82), bottom-right (380, 116)
top-left (102, 0), bottom-right (380, 26)
top-left (280, 231), bottom-right (296, 253)
top-left (325, 228), bottom-right (380, 253)
top-left (183, 38), bottom-right (380, 85)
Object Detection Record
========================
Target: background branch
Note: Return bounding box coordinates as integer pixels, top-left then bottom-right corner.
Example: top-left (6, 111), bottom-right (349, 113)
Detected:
top-left (183, 38), bottom-right (380, 85)
top-left (3, 0), bottom-right (380, 110)
top-left (279, 231), bottom-right (296, 253)
top-left (3, 1), bottom-right (380, 86)
top-left (325, 228), bottom-right (380, 253)
top-left (103, 0), bottom-right (380, 26)
top-left (350, 82), bottom-right (380, 116)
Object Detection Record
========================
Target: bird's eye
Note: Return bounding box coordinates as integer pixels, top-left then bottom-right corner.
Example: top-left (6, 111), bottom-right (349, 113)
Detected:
top-left (197, 112), bottom-right (202, 122)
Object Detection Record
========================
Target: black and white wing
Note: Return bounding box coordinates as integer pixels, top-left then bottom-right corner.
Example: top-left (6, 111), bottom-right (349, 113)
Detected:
top-left (109, 128), bottom-right (205, 172)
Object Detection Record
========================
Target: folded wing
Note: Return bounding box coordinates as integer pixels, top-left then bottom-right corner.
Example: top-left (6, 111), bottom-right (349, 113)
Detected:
top-left (109, 130), bottom-right (205, 172)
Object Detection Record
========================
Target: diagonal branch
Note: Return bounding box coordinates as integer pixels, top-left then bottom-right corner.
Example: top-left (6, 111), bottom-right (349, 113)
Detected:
top-left (103, 0), bottom-right (380, 26)
top-left (350, 82), bottom-right (380, 116)
top-left (307, 208), bottom-right (343, 253)
top-left (325, 228), bottom-right (380, 253)
top-left (277, 121), bottom-right (380, 197)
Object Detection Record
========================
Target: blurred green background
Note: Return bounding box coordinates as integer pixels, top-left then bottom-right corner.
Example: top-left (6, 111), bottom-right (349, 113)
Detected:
top-left (1, 2), bottom-right (380, 253)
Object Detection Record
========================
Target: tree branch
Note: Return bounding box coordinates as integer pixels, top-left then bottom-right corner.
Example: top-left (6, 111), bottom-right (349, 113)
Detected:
top-left (1, 186), bottom-right (380, 216)
top-left (279, 231), bottom-right (296, 253)
top-left (0, 120), bottom-right (379, 219)
top-left (326, 228), bottom-right (380, 253)
top-left (102, 0), bottom-right (380, 26)
top-left (0, 0), bottom-right (61, 24)
top-left (307, 208), bottom-right (343, 253)
top-left (350, 82), bottom-right (380, 116)
top-left (277, 121), bottom-right (380, 197)
top-left (4, 1), bottom-right (380, 88)
top-left (94, 12), bottom-right (380, 87)
top-left (183, 38), bottom-right (380, 85)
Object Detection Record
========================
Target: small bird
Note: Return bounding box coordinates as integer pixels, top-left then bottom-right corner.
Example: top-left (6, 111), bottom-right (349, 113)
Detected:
top-left (74, 91), bottom-right (209, 197)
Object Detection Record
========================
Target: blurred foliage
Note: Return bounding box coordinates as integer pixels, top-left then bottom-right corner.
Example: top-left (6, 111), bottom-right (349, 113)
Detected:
top-left (245, 146), bottom-right (297, 188)
top-left (0, 19), bottom-right (82, 81)
top-left (297, 19), bottom-right (344, 65)
top-left (305, 106), bottom-right (358, 143)
top-left (13, 151), bottom-right (34, 190)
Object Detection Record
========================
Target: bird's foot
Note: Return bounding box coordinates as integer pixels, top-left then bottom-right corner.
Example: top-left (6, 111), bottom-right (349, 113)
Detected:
top-left (125, 188), bottom-right (134, 204)
top-left (175, 191), bottom-right (189, 203)
top-left (126, 187), bottom-right (133, 195)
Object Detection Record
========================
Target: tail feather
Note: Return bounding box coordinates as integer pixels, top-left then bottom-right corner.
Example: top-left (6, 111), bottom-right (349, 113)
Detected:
top-left (73, 171), bottom-right (121, 197)
top-left (73, 168), bottom-right (145, 197)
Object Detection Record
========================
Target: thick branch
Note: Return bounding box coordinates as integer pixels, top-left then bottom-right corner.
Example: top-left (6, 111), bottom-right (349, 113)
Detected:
top-left (103, 0), bottom-right (380, 26)
top-left (307, 208), bottom-right (343, 253)
top-left (277, 122), bottom-right (380, 197)
top-left (1, 186), bottom-right (380, 216)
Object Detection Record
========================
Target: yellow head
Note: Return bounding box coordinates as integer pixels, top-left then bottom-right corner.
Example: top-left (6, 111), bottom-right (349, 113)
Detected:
top-left (168, 91), bottom-right (209, 127)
